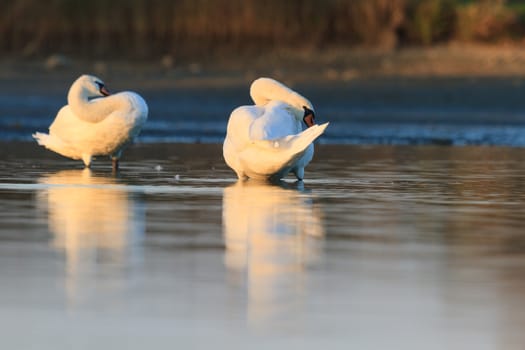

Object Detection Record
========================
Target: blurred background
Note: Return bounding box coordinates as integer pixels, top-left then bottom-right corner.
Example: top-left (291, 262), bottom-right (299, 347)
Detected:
top-left (2, 0), bottom-right (525, 59)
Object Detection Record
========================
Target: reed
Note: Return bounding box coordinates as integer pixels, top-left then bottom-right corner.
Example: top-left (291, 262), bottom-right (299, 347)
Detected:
top-left (0, 0), bottom-right (523, 59)
top-left (404, 0), bottom-right (457, 45)
top-left (455, 0), bottom-right (519, 42)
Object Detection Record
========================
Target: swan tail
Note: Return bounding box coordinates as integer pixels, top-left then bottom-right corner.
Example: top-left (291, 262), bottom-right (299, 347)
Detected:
top-left (33, 132), bottom-right (80, 162)
top-left (33, 132), bottom-right (51, 147)
top-left (241, 123), bottom-right (328, 176)
top-left (284, 122), bottom-right (329, 155)
top-left (33, 131), bottom-right (66, 154)
top-left (251, 122), bottom-right (329, 155)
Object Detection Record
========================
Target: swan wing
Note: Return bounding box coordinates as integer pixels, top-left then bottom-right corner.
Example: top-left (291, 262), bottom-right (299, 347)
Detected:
top-left (48, 106), bottom-right (95, 144)
top-left (248, 101), bottom-right (299, 141)
top-left (51, 92), bottom-right (147, 148)
top-left (238, 123), bottom-right (329, 178)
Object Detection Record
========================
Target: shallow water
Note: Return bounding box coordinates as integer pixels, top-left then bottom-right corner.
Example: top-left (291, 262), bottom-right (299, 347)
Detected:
top-left (3, 75), bottom-right (525, 145)
top-left (1, 143), bottom-right (525, 349)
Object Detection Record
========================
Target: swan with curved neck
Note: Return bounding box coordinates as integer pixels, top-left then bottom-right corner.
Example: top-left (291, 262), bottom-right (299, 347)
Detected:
top-left (33, 75), bottom-right (148, 170)
top-left (223, 77), bottom-right (328, 181)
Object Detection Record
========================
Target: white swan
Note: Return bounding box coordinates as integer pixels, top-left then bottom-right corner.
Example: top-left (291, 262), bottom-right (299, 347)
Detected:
top-left (33, 75), bottom-right (148, 170)
top-left (223, 77), bottom-right (329, 181)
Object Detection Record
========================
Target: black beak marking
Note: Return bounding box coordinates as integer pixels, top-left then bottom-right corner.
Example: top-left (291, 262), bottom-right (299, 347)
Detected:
top-left (96, 81), bottom-right (111, 96)
top-left (303, 106), bottom-right (315, 128)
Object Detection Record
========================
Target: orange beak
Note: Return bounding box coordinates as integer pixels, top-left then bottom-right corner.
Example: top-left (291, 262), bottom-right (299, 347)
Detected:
top-left (100, 85), bottom-right (111, 96)
top-left (303, 107), bottom-right (315, 128)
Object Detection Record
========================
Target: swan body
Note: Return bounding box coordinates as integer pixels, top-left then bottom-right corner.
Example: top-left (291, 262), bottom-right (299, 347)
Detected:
top-left (223, 77), bottom-right (328, 181)
top-left (33, 75), bottom-right (148, 169)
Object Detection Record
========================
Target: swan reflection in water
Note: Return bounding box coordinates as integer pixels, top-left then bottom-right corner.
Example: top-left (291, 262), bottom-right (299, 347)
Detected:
top-left (222, 180), bottom-right (325, 327)
top-left (37, 169), bottom-right (145, 305)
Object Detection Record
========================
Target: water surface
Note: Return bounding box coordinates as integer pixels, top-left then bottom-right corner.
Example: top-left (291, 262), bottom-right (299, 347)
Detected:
top-left (1, 143), bottom-right (525, 349)
top-left (3, 75), bottom-right (525, 145)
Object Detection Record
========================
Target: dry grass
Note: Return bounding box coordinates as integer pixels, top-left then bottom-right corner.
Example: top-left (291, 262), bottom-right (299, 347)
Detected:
top-left (403, 0), bottom-right (457, 45)
top-left (0, 0), bottom-right (523, 59)
top-left (455, 0), bottom-right (519, 42)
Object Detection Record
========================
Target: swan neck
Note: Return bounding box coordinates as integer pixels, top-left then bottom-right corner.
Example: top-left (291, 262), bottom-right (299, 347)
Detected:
top-left (68, 87), bottom-right (120, 123)
top-left (250, 78), bottom-right (313, 119)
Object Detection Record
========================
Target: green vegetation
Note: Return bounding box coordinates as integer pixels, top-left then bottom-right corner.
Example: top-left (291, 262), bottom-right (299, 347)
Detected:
top-left (1, 0), bottom-right (524, 59)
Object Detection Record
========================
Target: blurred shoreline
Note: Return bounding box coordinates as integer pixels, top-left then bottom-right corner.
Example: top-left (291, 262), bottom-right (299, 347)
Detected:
top-left (4, 45), bottom-right (525, 83)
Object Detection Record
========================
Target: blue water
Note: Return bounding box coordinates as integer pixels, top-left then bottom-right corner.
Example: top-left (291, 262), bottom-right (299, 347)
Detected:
top-left (2, 76), bottom-right (525, 146)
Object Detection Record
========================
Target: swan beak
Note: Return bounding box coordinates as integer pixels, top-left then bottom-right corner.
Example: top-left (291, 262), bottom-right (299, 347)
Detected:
top-left (303, 107), bottom-right (315, 128)
top-left (99, 85), bottom-right (111, 96)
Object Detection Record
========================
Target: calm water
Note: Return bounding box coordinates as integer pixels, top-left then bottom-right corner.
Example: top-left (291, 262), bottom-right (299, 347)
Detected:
top-left (1, 143), bottom-right (525, 349)
top-left (3, 75), bottom-right (525, 145)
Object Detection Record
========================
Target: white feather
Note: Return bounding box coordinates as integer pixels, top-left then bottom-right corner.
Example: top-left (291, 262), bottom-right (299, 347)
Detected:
top-left (33, 75), bottom-right (148, 167)
top-left (223, 77), bottom-right (328, 180)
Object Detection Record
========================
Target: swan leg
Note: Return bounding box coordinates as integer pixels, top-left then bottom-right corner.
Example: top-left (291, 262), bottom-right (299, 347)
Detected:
top-left (111, 149), bottom-right (123, 172)
top-left (112, 158), bottom-right (119, 172)
top-left (293, 167), bottom-right (305, 181)
top-left (237, 172), bottom-right (248, 181)
top-left (81, 154), bottom-right (92, 168)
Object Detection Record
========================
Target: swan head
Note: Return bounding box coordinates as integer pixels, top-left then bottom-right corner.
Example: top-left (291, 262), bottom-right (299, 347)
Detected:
top-left (302, 106), bottom-right (315, 128)
top-left (284, 98), bottom-right (315, 128)
top-left (69, 74), bottom-right (111, 103)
